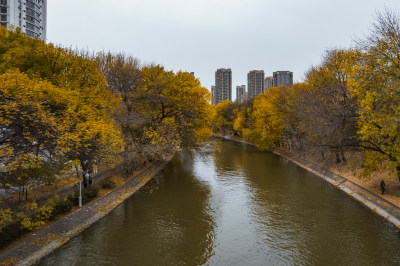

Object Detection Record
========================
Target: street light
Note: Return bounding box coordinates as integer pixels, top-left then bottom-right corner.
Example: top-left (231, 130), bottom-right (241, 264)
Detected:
top-left (79, 179), bottom-right (82, 208)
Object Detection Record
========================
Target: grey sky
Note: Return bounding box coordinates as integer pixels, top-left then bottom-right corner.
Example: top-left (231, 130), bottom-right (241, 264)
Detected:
top-left (48, 0), bottom-right (400, 99)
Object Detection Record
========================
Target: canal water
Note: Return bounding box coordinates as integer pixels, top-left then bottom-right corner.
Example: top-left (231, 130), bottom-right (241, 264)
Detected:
top-left (39, 140), bottom-right (400, 265)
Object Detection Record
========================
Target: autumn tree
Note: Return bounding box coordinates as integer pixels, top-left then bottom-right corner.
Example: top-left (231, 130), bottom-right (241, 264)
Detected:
top-left (0, 70), bottom-right (64, 200)
top-left (136, 66), bottom-right (213, 151)
top-left (95, 54), bottom-right (213, 169)
top-left (251, 86), bottom-right (289, 149)
top-left (0, 28), bottom-right (122, 189)
top-left (297, 49), bottom-right (360, 161)
top-left (232, 99), bottom-right (254, 139)
top-left (213, 100), bottom-right (237, 135)
top-left (352, 10), bottom-right (400, 179)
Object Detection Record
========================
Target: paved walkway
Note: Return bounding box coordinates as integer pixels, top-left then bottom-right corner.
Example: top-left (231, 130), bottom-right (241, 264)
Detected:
top-left (0, 153), bottom-right (174, 266)
top-left (217, 134), bottom-right (400, 229)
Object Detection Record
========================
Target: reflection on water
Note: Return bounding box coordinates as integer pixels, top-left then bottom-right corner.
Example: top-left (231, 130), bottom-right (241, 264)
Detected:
top-left (40, 140), bottom-right (400, 266)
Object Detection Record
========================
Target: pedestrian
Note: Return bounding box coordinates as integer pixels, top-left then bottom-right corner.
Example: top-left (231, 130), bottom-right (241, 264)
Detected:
top-left (380, 180), bottom-right (385, 195)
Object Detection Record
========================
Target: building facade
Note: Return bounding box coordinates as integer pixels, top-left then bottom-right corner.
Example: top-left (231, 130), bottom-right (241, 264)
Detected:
top-left (211, 86), bottom-right (216, 105)
top-left (236, 85), bottom-right (247, 103)
top-left (0, 0), bottom-right (47, 40)
top-left (273, 71), bottom-right (293, 87)
top-left (264, 76), bottom-right (273, 91)
top-left (213, 68), bottom-right (232, 105)
top-left (247, 70), bottom-right (265, 99)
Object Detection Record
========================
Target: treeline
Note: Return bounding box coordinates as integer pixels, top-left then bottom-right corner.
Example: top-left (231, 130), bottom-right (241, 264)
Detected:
top-left (213, 10), bottom-right (400, 180)
top-left (0, 27), bottom-right (213, 234)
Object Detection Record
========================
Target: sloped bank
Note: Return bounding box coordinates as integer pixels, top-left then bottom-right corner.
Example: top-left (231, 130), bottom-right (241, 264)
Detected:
top-left (0, 153), bottom-right (175, 266)
top-left (216, 135), bottom-right (400, 229)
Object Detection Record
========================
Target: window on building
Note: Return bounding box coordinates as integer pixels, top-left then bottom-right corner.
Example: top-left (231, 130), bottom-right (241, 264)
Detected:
top-left (0, 0), bottom-right (7, 6)
top-left (0, 14), bottom-right (6, 21)
top-left (27, 8), bottom-right (34, 16)
top-left (26, 22), bottom-right (34, 30)
top-left (26, 30), bottom-right (34, 37)
top-left (27, 15), bottom-right (35, 23)
top-left (0, 6), bottom-right (6, 13)
top-left (0, 22), bottom-right (6, 27)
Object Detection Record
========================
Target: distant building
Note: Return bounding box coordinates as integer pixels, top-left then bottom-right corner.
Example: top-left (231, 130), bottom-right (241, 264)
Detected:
top-left (211, 85), bottom-right (216, 105)
top-left (264, 76), bottom-right (273, 91)
top-left (247, 70), bottom-right (265, 99)
top-left (273, 71), bottom-right (293, 87)
top-left (236, 85), bottom-right (247, 103)
top-left (0, 0), bottom-right (47, 40)
top-left (213, 68), bottom-right (232, 105)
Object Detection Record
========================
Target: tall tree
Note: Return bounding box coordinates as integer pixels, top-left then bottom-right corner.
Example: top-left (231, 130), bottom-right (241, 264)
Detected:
top-left (299, 49), bottom-right (360, 161)
top-left (352, 10), bottom-right (400, 178)
top-left (0, 28), bottom-right (122, 188)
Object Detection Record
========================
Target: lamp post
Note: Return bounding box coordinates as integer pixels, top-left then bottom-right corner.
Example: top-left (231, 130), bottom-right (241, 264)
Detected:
top-left (79, 179), bottom-right (82, 208)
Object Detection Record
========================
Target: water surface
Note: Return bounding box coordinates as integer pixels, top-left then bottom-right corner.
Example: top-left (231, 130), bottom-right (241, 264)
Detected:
top-left (39, 140), bottom-right (400, 265)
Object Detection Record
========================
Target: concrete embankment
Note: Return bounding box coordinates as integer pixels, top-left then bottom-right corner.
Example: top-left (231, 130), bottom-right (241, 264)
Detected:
top-left (0, 153), bottom-right (175, 266)
top-left (217, 135), bottom-right (400, 229)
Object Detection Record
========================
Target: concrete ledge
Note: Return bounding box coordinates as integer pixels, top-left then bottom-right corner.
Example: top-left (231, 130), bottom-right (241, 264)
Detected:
top-left (0, 153), bottom-right (175, 266)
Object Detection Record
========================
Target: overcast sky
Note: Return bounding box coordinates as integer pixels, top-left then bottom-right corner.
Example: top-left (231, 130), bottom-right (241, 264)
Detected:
top-left (48, 0), bottom-right (400, 99)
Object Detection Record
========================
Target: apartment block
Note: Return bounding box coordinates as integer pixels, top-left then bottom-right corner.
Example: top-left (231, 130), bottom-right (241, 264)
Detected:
top-left (236, 85), bottom-right (247, 103)
top-left (247, 70), bottom-right (265, 99)
top-left (264, 76), bottom-right (273, 91)
top-left (273, 71), bottom-right (293, 87)
top-left (0, 0), bottom-right (47, 40)
top-left (213, 68), bottom-right (232, 105)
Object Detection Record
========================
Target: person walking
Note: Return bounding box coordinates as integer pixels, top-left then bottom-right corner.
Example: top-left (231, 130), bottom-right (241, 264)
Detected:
top-left (380, 180), bottom-right (386, 195)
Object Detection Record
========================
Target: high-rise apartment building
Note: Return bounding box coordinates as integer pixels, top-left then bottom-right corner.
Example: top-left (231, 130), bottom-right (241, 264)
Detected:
top-left (211, 86), bottom-right (216, 105)
top-left (213, 68), bottom-right (232, 105)
top-left (0, 0), bottom-right (47, 40)
top-left (264, 76), bottom-right (273, 91)
top-left (273, 71), bottom-right (293, 87)
top-left (236, 85), bottom-right (247, 103)
top-left (247, 70), bottom-right (265, 99)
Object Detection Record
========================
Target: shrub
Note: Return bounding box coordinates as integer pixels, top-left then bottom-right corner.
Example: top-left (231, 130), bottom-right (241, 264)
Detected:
top-left (100, 178), bottom-right (116, 189)
top-left (84, 187), bottom-right (98, 201)
top-left (0, 222), bottom-right (30, 249)
top-left (51, 198), bottom-right (73, 218)
top-left (68, 187), bottom-right (99, 206)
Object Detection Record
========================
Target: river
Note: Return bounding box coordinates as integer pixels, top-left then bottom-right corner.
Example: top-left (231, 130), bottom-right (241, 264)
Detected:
top-left (39, 140), bottom-right (400, 265)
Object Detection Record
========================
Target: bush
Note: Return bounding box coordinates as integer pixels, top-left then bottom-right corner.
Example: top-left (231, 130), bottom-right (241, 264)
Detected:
top-left (84, 187), bottom-right (98, 201)
top-left (51, 198), bottom-right (73, 218)
top-left (68, 187), bottom-right (99, 205)
top-left (0, 221), bottom-right (30, 249)
top-left (100, 178), bottom-right (116, 189)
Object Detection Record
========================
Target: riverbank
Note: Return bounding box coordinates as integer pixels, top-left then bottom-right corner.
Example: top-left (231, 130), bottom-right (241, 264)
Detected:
top-left (215, 134), bottom-right (400, 229)
top-left (0, 153), bottom-right (175, 266)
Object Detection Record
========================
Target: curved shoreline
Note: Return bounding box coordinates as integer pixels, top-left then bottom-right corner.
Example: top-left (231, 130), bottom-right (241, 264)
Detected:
top-left (217, 135), bottom-right (400, 229)
top-left (0, 153), bottom-right (175, 266)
